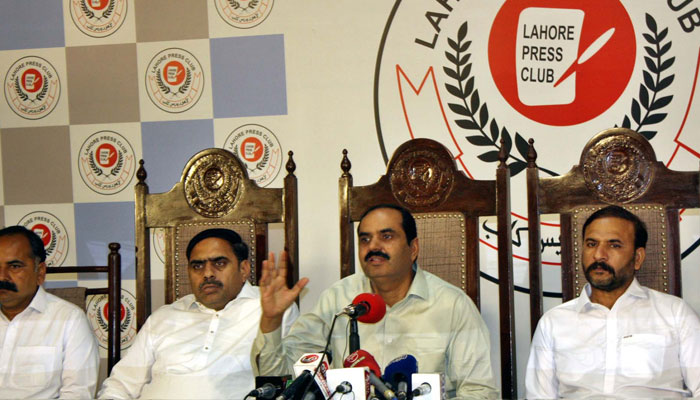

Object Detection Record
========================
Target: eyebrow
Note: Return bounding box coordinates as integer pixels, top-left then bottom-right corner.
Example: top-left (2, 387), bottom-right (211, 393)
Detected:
top-left (188, 256), bottom-right (229, 265)
top-left (359, 228), bottom-right (396, 236)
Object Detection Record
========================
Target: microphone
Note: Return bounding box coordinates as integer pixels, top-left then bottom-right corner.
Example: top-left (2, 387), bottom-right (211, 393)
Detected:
top-left (337, 293), bottom-right (386, 323)
top-left (248, 383), bottom-right (278, 399)
top-left (343, 350), bottom-right (397, 400)
top-left (292, 353), bottom-right (331, 400)
top-left (335, 381), bottom-right (353, 394)
top-left (412, 382), bottom-right (432, 397)
top-left (383, 355), bottom-right (418, 400)
top-left (276, 370), bottom-right (312, 400)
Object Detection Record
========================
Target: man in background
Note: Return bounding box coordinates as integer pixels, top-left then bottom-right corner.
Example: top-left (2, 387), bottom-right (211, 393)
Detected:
top-left (0, 225), bottom-right (99, 398)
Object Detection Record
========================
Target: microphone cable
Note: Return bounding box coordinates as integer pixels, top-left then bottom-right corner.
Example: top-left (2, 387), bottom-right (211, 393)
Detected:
top-left (300, 313), bottom-right (340, 399)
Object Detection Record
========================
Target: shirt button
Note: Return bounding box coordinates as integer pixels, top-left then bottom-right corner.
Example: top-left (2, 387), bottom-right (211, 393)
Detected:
top-left (205, 347), bottom-right (209, 350)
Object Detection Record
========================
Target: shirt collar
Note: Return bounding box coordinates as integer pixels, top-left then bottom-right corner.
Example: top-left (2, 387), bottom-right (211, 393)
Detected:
top-left (360, 265), bottom-right (430, 303)
top-left (575, 277), bottom-right (647, 312)
top-left (186, 281), bottom-right (256, 311)
top-left (27, 285), bottom-right (47, 313)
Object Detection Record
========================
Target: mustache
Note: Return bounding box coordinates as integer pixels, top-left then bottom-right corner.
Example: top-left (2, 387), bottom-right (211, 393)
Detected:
top-left (585, 261), bottom-right (615, 276)
top-left (199, 277), bottom-right (223, 290)
top-left (0, 280), bottom-right (18, 292)
top-left (365, 250), bottom-right (390, 262)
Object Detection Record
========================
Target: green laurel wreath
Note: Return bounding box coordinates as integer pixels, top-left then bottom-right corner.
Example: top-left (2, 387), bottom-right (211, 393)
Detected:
top-left (619, 13), bottom-right (674, 140)
top-left (444, 21), bottom-right (557, 177)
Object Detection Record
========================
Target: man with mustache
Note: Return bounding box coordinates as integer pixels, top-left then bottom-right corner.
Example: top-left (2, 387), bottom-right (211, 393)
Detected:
top-left (526, 205), bottom-right (700, 398)
top-left (0, 226), bottom-right (100, 399)
top-left (99, 228), bottom-right (298, 399)
top-left (253, 204), bottom-right (497, 399)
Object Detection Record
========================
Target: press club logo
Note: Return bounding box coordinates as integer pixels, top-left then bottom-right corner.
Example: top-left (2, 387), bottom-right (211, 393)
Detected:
top-left (18, 212), bottom-right (68, 267)
top-left (87, 289), bottom-right (137, 351)
top-left (70, 0), bottom-right (127, 38)
top-left (78, 131), bottom-right (136, 195)
top-left (375, 0), bottom-right (699, 287)
top-left (4, 56), bottom-right (60, 120)
top-left (223, 124), bottom-right (283, 187)
top-left (145, 48), bottom-right (204, 113)
top-left (214, 0), bottom-right (274, 29)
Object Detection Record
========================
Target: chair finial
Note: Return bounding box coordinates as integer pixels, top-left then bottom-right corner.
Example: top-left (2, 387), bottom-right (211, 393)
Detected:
top-left (498, 138), bottom-right (508, 167)
top-left (286, 151), bottom-right (296, 175)
top-left (137, 159), bottom-right (147, 183)
top-left (527, 138), bottom-right (538, 167)
top-left (341, 149), bottom-right (352, 175)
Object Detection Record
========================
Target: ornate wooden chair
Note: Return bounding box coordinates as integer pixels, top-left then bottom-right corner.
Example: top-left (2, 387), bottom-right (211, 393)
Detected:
top-left (339, 138), bottom-right (517, 398)
top-left (134, 148), bottom-right (298, 329)
top-left (45, 242), bottom-right (121, 373)
top-left (526, 127), bottom-right (700, 335)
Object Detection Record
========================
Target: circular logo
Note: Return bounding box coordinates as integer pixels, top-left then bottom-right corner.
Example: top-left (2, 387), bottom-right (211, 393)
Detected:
top-left (214, 0), bottom-right (274, 29)
top-left (4, 56), bottom-right (60, 120)
top-left (18, 212), bottom-right (68, 266)
top-left (78, 131), bottom-right (136, 195)
top-left (145, 48), bottom-right (204, 113)
top-left (389, 147), bottom-right (454, 210)
top-left (69, 0), bottom-right (127, 38)
top-left (152, 228), bottom-right (166, 263)
top-left (184, 152), bottom-right (244, 217)
top-left (375, 1), bottom-right (699, 294)
top-left (223, 124), bottom-right (283, 187)
top-left (86, 289), bottom-right (137, 351)
top-left (301, 354), bottom-right (319, 363)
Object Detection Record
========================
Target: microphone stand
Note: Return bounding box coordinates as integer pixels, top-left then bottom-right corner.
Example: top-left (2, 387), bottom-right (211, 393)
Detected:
top-left (349, 317), bottom-right (360, 353)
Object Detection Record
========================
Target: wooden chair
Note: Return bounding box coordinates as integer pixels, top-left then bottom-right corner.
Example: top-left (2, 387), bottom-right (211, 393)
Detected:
top-left (339, 138), bottom-right (517, 399)
top-left (526, 127), bottom-right (700, 335)
top-left (134, 148), bottom-right (298, 329)
top-left (45, 242), bottom-right (121, 373)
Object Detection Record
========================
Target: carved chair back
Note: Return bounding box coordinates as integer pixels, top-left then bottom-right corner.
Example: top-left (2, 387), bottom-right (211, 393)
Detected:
top-left (134, 148), bottom-right (298, 330)
top-left (339, 138), bottom-right (518, 398)
top-left (526, 127), bottom-right (700, 335)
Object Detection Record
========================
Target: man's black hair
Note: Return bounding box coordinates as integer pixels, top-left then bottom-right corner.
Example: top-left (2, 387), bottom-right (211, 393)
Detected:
top-left (186, 228), bottom-right (249, 262)
top-left (0, 225), bottom-right (47, 263)
top-left (358, 204), bottom-right (417, 245)
top-left (582, 205), bottom-right (648, 249)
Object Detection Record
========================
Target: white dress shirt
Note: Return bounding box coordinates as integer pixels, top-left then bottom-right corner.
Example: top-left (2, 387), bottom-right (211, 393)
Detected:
top-left (99, 281), bottom-right (298, 399)
top-left (252, 267), bottom-right (498, 399)
top-left (526, 278), bottom-right (700, 399)
top-left (0, 286), bottom-right (100, 399)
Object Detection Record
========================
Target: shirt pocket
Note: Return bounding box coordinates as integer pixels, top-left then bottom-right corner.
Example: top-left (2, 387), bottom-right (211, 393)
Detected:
top-left (618, 333), bottom-right (668, 377)
top-left (11, 346), bottom-right (59, 387)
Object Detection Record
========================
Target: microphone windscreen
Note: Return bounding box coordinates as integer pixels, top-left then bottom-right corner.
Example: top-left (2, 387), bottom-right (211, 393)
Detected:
top-left (352, 293), bottom-right (386, 323)
top-left (383, 354), bottom-right (418, 391)
top-left (343, 349), bottom-right (382, 377)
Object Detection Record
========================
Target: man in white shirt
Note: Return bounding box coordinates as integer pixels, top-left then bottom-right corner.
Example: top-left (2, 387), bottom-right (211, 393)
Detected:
top-left (254, 204), bottom-right (497, 399)
top-left (99, 228), bottom-right (298, 399)
top-left (0, 225), bottom-right (100, 399)
top-left (526, 205), bottom-right (700, 398)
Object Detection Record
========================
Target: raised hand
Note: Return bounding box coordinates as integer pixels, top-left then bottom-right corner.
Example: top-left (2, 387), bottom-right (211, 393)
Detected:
top-left (258, 250), bottom-right (309, 333)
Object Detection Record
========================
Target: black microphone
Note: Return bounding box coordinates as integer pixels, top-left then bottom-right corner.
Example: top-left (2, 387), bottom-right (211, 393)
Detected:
top-left (383, 355), bottom-right (418, 400)
top-left (335, 381), bottom-right (353, 394)
top-left (248, 383), bottom-right (278, 399)
top-left (412, 382), bottom-right (432, 397)
top-left (276, 371), bottom-right (312, 400)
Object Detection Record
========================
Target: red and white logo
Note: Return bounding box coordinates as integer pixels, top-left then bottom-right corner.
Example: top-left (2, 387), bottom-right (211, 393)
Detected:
top-left (301, 354), bottom-right (320, 364)
top-left (70, 0), bottom-right (127, 38)
top-left (214, 0), bottom-right (274, 29)
top-left (78, 131), bottom-right (136, 195)
top-left (223, 124), bottom-right (283, 187)
top-left (4, 56), bottom-right (60, 120)
top-left (145, 48), bottom-right (204, 113)
top-left (375, 0), bottom-right (700, 294)
top-left (87, 289), bottom-right (137, 351)
top-left (18, 212), bottom-right (69, 266)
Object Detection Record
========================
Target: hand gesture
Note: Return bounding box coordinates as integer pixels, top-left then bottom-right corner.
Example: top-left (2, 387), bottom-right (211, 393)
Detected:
top-left (258, 251), bottom-right (309, 333)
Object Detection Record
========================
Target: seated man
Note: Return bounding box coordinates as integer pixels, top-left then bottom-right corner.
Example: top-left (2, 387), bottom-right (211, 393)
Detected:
top-left (254, 204), bottom-right (497, 399)
top-left (99, 228), bottom-right (298, 399)
top-left (526, 205), bottom-right (700, 398)
top-left (0, 226), bottom-right (99, 399)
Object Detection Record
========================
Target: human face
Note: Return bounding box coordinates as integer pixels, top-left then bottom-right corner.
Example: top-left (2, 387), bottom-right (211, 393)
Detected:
top-left (187, 237), bottom-right (250, 311)
top-left (582, 216), bottom-right (644, 292)
top-left (357, 208), bottom-right (418, 284)
top-left (0, 234), bottom-right (46, 318)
